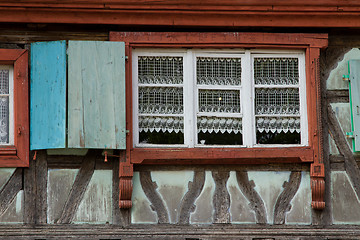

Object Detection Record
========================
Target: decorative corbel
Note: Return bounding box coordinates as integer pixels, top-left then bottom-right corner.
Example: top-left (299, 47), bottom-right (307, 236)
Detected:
top-left (310, 49), bottom-right (325, 210)
top-left (119, 151), bottom-right (133, 209)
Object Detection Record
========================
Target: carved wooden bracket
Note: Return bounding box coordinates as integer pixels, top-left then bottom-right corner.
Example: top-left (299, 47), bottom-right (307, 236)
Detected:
top-left (119, 151), bottom-right (133, 209)
top-left (310, 163), bottom-right (325, 210)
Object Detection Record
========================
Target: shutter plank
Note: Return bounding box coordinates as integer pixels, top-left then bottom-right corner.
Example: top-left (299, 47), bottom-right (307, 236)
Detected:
top-left (350, 60), bottom-right (360, 151)
top-left (30, 41), bottom-right (66, 150)
top-left (68, 41), bottom-right (126, 149)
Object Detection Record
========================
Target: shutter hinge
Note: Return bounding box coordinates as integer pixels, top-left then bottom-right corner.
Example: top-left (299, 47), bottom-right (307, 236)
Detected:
top-left (125, 56), bottom-right (129, 61)
top-left (346, 131), bottom-right (355, 139)
top-left (343, 74), bottom-right (350, 81)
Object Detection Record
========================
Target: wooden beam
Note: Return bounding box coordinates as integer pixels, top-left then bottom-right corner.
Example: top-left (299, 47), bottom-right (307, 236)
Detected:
top-left (56, 151), bottom-right (96, 224)
top-left (0, 168), bottom-right (22, 217)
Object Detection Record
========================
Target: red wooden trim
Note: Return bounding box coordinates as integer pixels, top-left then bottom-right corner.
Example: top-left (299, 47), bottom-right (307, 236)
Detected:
top-left (0, 49), bottom-right (26, 62)
top-left (0, 49), bottom-right (29, 168)
top-left (2, 4), bottom-right (360, 27)
top-left (131, 147), bottom-right (314, 165)
top-left (110, 32), bottom-right (328, 49)
top-left (3, 0), bottom-right (360, 7)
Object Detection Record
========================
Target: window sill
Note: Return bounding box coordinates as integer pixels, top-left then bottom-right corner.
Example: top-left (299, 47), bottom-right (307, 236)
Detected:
top-left (130, 146), bottom-right (314, 164)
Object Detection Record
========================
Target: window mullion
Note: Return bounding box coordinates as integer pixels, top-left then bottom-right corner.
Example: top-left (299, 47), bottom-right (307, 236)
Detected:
top-left (183, 50), bottom-right (195, 147)
top-left (242, 50), bottom-right (254, 147)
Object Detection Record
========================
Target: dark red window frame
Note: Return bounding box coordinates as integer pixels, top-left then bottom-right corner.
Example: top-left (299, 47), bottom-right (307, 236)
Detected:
top-left (0, 49), bottom-right (29, 167)
top-left (110, 32), bottom-right (328, 209)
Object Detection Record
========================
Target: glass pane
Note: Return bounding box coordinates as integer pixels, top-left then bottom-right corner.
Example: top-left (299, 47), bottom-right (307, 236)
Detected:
top-left (138, 116), bottom-right (184, 144)
top-left (256, 117), bottom-right (300, 144)
top-left (254, 58), bottom-right (299, 85)
top-left (138, 56), bottom-right (183, 84)
top-left (0, 70), bottom-right (9, 94)
top-left (197, 57), bottom-right (241, 85)
top-left (140, 131), bottom-right (184, 144)
top-left (255, 88), bottom-right (300, 115)
top-left (198, 89), bottom-right (240, 113)
top-left (0, 97), bottom-right (9, 144)
top-left (198, 132), bottom-right (242, 145)
top-left (139, 87), bottom-right (183, 114)
top-left (257, 131), bottom-right (300, 144)
top-left (197, 117), bottom-right (242, 145)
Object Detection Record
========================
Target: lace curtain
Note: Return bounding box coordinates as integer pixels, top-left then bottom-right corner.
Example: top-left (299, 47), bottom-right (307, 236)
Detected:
top-left (0, 70), bottom-right (9, 143)
top-left (254, 58), bottom-right (301, 134)
top-left (138, 56), bottom-right (184, 134)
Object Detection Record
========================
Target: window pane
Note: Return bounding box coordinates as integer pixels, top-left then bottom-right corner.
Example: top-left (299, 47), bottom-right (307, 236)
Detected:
top-left (254, 58), bottom-right (299, 85)
top-left (0, 97), bottom-right (9, 144)
top-left (198, 89), bottom-right (240, 113)
top-left (139, 116), bottom-right (184, 144)
top-left (0, 70), bottom-right (9, 94)
top-left (197, 117), bottom-right (242, 145)
top-left (138, 56), bottom-right (183, 84)
top-left (256, 131), bottom-right (300, 144)
top-left (254, 57), bottom-right (301, 144)
top-left (197, 57), bottom-right (241, 85)
top-left (255, 88), bottom-right (300, 115)
top-left (139, 87), bottom-right (183, 114)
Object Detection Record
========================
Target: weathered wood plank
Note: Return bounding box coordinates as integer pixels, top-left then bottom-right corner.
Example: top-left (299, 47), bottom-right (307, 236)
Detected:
top-left (23, 151), bottom-right (48, 224)
top-left (212, 171), bottom-right (230, 223)
top-left (326, 90), bottom-right (349, 103)
top-left (30, 41), bottom-right (66, 150)
top-left (273, 172), bottom-right (302, 225)
top-left (327, 104), bottom-right (360, 204)
top-left (67, 41), bottom-right (126, 149)
top-left (56, 151), bottom-right (96, 224)
top-left (349, 60), bottom-right (360, 151)
top-left (178, 171), bottom-right (205, 224)
top-left (0, 168), bottom-right (22, 216)
top-left (139, 171), bottom-right (169, 223)
top-left (3, 225), bottom-right (360, 239)
top-left (236, 171), bottom-right (267, 224)
top-left (35, 151), bottom-right (48, 224)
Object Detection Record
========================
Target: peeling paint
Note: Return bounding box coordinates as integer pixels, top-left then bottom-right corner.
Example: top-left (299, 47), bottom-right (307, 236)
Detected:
top-left (285, 172), bottom-right (312, 225)
top-left (131, 172), bottom-right (157, 224)
top-left (190, 171), bottom-right (215, 224)
top-left (248, 171), bottom-right (291, 224)
top-left (73, 170), bottom-right (113, 224)
top-left (227, 171), bottom-right (256, 224)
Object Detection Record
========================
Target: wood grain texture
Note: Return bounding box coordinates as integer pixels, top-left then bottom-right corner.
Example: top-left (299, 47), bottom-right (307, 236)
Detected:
top-left (139, 171), bottom-right (169, 224)
top-left (236, 171), bottom-right (267, 224)
top-left (0, 168), bottom-right (22, 217)
top-left (178, 171), bottom-right (205, 224)
top-left (35, 151), bottom-right (48, 224)
top-left (2, 225), bottom-right (360, 239)
top-left (273, 171), bottom-right (302, 225)
top-left (2, 2), bottom-right (360, 28)
top-left (23, 151), bottom-right (48, 224)
top-left (30, 40), bottom-right (66, 150)
top-left (212, 171), bottom-right (230, 224)
top-left (56, 151), bottom-right (96, 224)
top-left (327, 104), bottom-right (360, 204)
top-left (67, 41), bottom-right (126, 149)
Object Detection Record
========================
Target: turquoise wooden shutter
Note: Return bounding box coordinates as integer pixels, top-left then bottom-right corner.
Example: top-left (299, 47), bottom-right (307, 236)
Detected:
top-left (349, 60), bottom-right (360, 151)
top-left (67, 41), bottom-right (126, 149)
top-left (30, 41), bottom-right (67, 150)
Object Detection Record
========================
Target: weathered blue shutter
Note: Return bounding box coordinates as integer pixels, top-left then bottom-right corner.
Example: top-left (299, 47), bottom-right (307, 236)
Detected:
top-left (30, 41), bottom-right (67, 150)
top-left (349, 60), bottom-right (360, 151)
top-left (67, 41), bottom-right (126, 149)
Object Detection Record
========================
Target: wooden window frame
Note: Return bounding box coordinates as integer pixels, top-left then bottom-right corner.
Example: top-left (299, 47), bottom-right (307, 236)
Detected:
top-left (0, 49), bottom-right (29, 167)
top-left (132, 49), bottom-right (308, 149)
top-left (110, 32), bottom-right (328, 209)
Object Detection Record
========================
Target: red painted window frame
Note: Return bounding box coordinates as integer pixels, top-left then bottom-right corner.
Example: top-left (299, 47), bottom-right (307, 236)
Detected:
top-left (0, 49), bottom-right (29, 167)
top-left (110, 32), bottom-right (328, 166)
